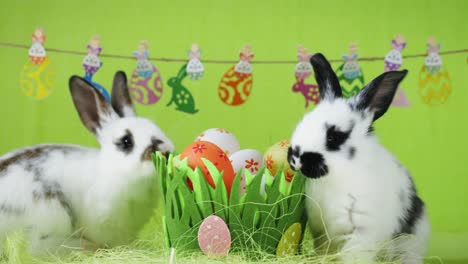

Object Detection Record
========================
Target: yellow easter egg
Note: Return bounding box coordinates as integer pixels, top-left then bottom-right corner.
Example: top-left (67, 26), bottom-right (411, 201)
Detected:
top-left (20, 57), bottom-right (55, 100)
top-left (264, 140), bottom-right (296, 182)
top-left (276, 222), bottom-right (302, 256)
top-left (418, 65), bottom-right (452, 106)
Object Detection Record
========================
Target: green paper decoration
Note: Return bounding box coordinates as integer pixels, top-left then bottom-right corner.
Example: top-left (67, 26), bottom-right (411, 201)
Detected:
top-left (335, 63), bottom-right (365, 98)
top-left (152, 152), bottom-right (307, 255)
top-left (167, 63), bottom-right (199, 114)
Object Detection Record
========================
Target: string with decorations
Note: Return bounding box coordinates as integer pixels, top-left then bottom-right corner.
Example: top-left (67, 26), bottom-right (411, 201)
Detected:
top-left (5, 29), bottom-right (467, 108)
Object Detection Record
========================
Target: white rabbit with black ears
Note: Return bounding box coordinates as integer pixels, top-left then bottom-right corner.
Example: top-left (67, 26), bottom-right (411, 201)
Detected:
top-left (288, 53), bottom-right (429, 263)
top-left (0, 72), bottom-right (174, 254)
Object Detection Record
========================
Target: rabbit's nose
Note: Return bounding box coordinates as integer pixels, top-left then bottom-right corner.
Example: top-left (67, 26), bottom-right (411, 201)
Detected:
top-left (142, 139), bottom-right (164, 161)
top-left (287, 146), bottom-right (301, 171)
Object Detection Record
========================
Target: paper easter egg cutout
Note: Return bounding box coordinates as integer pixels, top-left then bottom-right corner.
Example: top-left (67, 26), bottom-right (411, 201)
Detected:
top-left (218, 45), bottom-right (254, 106)
top-left (20, 27), bottom-right (55, 100)
top-left (418, 37), bottom-right (452, 106)
top-left (129, 41), bottom-right (164, 105)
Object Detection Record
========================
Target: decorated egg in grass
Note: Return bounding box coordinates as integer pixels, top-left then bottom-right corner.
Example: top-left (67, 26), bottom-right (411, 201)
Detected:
top-left (264, 140), bottom-right (296, 182)
top-left (195, 128), bottom-right (240, 156)
top-left (180, 141), bottom-right (235, 195)
top-left (276, 222), bottom-right (302, 256)
top-left (198, 215), bottom-right (231, 257)
top-left (229, 149), bottom-right (264, 194)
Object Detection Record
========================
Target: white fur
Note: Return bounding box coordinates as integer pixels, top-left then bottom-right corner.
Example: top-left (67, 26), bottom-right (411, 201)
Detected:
top-left (291, 99), bottom-right (430, 264)
top-left (0, 77), bottom-right (174, 255)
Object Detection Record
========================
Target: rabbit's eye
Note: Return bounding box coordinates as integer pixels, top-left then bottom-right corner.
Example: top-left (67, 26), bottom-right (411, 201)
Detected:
top-left (325, 124), bottom-right (351, 151)
top-left (116, 130), bottom-right (134, 154)
top-left (122, 136), bottom-right (133, 149)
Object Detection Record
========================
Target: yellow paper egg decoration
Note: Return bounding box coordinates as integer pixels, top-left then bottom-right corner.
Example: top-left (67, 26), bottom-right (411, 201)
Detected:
top-left (264, 140), bottom-right (296, 182)
top-left (20, 27), bottom-right (55, 100)
top-left (20, 57), bottom-right (55, 100)
top-left (418, 37), bottom-right (452, 106)
top-left (276, 222), bottom-right (302, 256)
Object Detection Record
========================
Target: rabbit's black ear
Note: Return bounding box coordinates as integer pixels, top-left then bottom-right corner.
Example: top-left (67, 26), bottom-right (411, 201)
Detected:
top-left (310, 53), bottom-right (342, 100)
top-left (69, 76), bottom-right (117, 134)
top-left (111, 71), bottom-right (136, 118)
top-left (353, 70), bottom-right (408, 121)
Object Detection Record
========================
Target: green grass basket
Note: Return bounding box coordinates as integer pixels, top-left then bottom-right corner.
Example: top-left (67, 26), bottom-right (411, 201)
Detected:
top-left (152, 151), bottom-right (307, 256)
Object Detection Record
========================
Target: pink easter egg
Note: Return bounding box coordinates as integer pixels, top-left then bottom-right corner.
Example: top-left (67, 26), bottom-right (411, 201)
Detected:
top-left (198, 215), bottom-right (231, 257)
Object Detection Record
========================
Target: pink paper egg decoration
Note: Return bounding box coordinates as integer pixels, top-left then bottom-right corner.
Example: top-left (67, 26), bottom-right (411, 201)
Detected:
top-left (229, 149), bottom-right (265, 195)
top-left (198, 215), bottom-right (231, 257)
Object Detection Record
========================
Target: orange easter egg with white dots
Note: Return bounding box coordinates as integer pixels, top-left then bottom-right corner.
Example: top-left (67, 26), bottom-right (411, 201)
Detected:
top-left (264, 140), bottom-right (296, 182)
top-left (180, 141), bottom-right (236, 195)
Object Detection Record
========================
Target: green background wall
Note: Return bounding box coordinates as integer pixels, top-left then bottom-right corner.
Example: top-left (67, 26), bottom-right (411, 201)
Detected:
top-left (1, 0), bottom-right (467, 261)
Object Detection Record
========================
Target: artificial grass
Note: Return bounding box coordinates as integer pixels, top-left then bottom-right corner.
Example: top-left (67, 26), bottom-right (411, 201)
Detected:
top-left (2, 211), bottom-right (457, 264)
top-left (0, 210), bottom-right (333, 264)
top-left (155, 152), bottom-right (307, 254)
top-left (1, 206), bottom-right (464, 264)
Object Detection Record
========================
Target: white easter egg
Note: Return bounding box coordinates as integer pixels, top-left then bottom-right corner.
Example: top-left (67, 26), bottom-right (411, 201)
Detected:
top-left (195, 128), bottom-right (240, 155)
top-left (198, 215), bottom-right (231, 257)
top-left (229, 149), bottom-right (265, 194)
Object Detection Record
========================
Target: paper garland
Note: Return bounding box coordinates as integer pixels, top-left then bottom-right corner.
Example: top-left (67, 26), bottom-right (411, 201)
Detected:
top-left (129, 41), bottom-right (164, 105)
top-left (13, 31), bottom-right (464, 108)
top-left (186, 44), bottom-right (204, 80)
top-left (218, 45), bottom-right (254, 106)
top-left (385, 34), bottom-right (411, 107)
top-left (418, 37), bottom-right (452, 106)
top-left (336, 43), bottom-right (365, 98)
top-left (167, 64), bottom-right (199, 114)
top-left (292, 45), bottom-right (319, 108)
top-left (82, 36), bottom-right (111, 102)
top-left (20, 27), bottom-right (55, 100)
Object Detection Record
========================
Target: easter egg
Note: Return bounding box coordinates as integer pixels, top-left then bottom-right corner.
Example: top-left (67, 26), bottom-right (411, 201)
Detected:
top-left (20, 57), bottom-right (55, 100)
top-left (418, 65), bottom-right (452, 106)
top-left (129, 64), bottom-right (164, 105)
top-left (195, 128), bottom-right (240, 156)
top-left (180, 141), bottom-right (236, 195)
top-left (218, 66), bottom-right (253, 106)
top-left (264, 140), bottom-right (296, 182)
top-left (336, 63), bottom-right (365, 98)
top-left (230, 149), bottom-right (264, 194)
top-left (276, 222), bottom-right (302, 256)
top-left (198, 215), bottom-right (231, 257)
